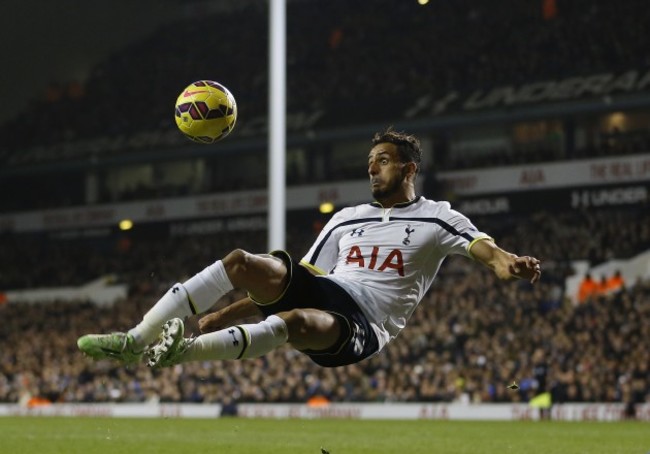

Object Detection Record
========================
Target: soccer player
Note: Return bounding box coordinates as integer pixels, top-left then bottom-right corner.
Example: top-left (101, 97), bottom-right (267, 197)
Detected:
top-left (78, 128), bottom-right (541, 368)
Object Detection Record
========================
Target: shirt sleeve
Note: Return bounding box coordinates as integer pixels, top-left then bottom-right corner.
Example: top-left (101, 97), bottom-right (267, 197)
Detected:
top-left (300, 209), bottom-right (349, 274)
top-left (435, 202), bottom-right (491, 257)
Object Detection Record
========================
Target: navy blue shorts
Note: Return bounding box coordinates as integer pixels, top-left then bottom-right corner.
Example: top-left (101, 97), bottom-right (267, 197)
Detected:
top-left (254, 251), bottom-right (379, 367)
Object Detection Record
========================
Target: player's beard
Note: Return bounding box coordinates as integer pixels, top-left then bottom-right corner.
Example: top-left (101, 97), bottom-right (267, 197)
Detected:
top-left (371, 176), bottom-right (403, 201)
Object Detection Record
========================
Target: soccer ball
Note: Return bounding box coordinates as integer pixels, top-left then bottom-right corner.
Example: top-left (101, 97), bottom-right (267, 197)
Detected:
top-left (174, 80), bottom-right (237, 144)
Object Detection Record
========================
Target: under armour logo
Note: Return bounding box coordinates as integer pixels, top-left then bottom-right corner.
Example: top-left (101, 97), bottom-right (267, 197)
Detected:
top-left (403, 225), bottom-right (415, 245)
top-left (228, 328), bottom-right (239, 346)
top-left (172, 286), bottom-right (180, 294)
top-left (350, 228), bottom-right (365, 237)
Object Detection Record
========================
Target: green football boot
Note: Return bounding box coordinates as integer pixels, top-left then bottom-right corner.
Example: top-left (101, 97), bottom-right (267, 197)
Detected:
top-left (77, 332), bottom-right (143, 365)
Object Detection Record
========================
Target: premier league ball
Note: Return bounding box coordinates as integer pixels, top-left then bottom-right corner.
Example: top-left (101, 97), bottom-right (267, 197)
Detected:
top-left (174, 80), bottom-right (237, 144)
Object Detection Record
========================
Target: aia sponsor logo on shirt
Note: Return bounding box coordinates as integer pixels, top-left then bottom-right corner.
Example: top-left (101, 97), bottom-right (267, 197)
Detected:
top-left (345, 246), bottom-right (405, 276)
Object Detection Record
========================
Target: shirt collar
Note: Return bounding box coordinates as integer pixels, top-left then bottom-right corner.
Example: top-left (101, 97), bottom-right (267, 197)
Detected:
top-left (370, 195), bottom-right (421, 209)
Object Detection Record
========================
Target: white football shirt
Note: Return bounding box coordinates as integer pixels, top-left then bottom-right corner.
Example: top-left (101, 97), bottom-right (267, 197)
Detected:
top-left (300, 196), bottom-right (491, 351)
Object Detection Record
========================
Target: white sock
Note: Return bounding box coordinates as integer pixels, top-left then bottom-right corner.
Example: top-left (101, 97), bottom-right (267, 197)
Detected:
top-left (181, 315), bottom-right (288, 362)
top-left (182, 259), bottom-right (234, 313)
top-left (129, 260), bottom-right (234, 349)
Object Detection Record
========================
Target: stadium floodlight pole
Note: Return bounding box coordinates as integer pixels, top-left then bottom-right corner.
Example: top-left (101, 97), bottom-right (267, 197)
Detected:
top-left (267, 0), bottom-right (286, 251)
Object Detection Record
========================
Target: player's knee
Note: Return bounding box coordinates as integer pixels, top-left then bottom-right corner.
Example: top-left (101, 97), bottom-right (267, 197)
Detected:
top-left (223, 249), bottom-right (252, 270)
top-left (280, 309), bottom-right (340, 350)
top-left (281, 309), bottom-right (332, 337)
top-left (223, 249), bottom-right (252, 280)
top-left (282, 309), bottom-right (311, 337)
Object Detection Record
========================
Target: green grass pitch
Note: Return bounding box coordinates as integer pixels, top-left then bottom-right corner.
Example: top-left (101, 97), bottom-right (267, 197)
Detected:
top-left (1, 417), bottom-right (648, 454)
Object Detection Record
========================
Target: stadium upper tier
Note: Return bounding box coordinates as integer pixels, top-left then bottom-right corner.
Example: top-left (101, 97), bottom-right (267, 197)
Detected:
top-left (0, 0), bottom-right (648, 168)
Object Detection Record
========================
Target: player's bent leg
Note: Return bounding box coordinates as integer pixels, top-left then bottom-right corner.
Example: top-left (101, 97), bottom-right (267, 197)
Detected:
top-left (111, 248), bottom-right (273, 351)
top-left (146, 309), bottom-right (341, 368)
top-left (80, 249), bottom-right (288, 364)
top-left (131, 255), bottom-right (237, 344)
top-left (147, 314), bottom-right (290, 368)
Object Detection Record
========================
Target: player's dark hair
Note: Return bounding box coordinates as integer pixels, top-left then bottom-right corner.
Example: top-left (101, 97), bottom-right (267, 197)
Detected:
top-left (372, 127), bottom-right (422, 173)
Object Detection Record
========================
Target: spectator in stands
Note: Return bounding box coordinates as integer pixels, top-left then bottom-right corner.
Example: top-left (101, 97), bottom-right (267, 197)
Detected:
top-left (606, 270), bottom-right (625, 294)
top-left (578, 272), bottom-right (598, 303)
top-left (597, 274), bottom-right (610, 296)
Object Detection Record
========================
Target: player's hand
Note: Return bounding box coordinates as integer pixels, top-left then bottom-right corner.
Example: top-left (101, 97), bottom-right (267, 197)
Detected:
top-left (198, 312), bottom-right (227, 333)
top-left (509, 256), bottom-right (541, 284)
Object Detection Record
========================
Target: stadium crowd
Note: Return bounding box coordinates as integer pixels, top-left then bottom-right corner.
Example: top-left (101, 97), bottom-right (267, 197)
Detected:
top-left (0, 206), bottom-right (648, 411)
top-left (1, 0), bottom-right (648, 167)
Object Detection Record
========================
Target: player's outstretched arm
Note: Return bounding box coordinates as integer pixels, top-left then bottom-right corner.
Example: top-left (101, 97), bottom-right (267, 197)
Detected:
top-left (198, 297), bottom-right (263, 333)
top-left (469, 239), bottom-right (541, 284)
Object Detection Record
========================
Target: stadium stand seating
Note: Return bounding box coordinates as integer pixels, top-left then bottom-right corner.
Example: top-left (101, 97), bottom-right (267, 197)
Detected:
top-left (1, 207), bottom-right (648, 406)
top-left (1, 0), bottom-right (648, 170)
